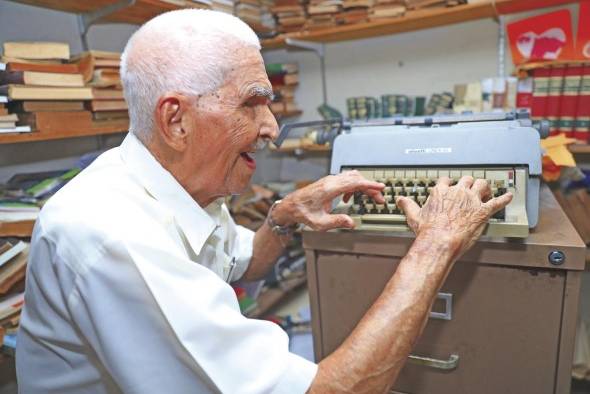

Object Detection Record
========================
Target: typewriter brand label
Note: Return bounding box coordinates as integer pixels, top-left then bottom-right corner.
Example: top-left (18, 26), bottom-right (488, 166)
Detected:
top-left (405, 147), bottom-right (452, 154)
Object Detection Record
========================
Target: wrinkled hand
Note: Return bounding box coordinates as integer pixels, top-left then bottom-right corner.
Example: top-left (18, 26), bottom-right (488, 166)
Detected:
top-left (274, 171), bottom-right (385, 231)
top-left (396, 176), bottom-right (513, 257)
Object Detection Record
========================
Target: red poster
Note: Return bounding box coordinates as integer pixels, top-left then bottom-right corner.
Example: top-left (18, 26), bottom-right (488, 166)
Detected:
top-left (576, 1), bottom-right (590, 60)
top-left (507, 9), bottom-right (574, 65)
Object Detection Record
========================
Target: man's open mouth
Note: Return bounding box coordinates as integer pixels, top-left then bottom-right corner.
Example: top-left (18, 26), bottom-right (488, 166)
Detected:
top-left (240, 151), bottom-right (256, 169)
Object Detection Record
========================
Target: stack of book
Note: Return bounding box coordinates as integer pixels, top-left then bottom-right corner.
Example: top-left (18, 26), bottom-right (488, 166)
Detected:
top-left (336, 0), bottom-right (372, 25)
top-left (160, 0), bottom-right (212, 8)
top-left (73, 50), bottom-right (129, 124)
top-left (369, 0), bottom-right (405, 20)
top-left (266, 63), bottom-right (301, 117)
top-left (0, 42), bottom-right (93, 136)
top-left (346, 94), bottom-right (427, 119)
top-left (211, 0), bottom-right (235, 13)
top-left (236, 0), bottom-right (265, 28)
top-left (306, 0), bottom-right (341, 30)
top-left (271, 0), bottom-right (308, 33)
top-left (528, 63), bottom-right (590, 142)
top-left (0, 239), bottom-right (28, 355)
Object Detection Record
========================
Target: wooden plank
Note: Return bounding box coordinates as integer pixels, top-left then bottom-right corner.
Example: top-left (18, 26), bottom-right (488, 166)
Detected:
top-left (494, 0), bottom-right (580, 15)
top-left (0, 121), bottom-right (128, 144)
top-left (0, 220), bottom-right (35, 237)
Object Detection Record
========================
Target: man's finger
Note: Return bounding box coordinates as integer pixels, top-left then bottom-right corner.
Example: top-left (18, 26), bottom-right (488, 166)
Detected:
top-left (436, 176), bottom-right (451, 187)
top-left (395, 196), bottom-right (420, 222)
top-left (483, 192), bottom-right (513, 214)
top-left (313, 213), bottom-right (355, 231)
top-left (457, 175), bottom-right (474, 188)
top-left (471, 178), bottom-right (491, 201)
top-left (328, 178), bottom-right (385, 199)
top-left (365, 189), bottom-right (385, 204)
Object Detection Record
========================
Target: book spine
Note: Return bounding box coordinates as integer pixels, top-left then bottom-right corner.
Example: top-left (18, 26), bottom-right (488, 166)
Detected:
top-left (531, 67), bottom-right (550, 128)
top-left (546, 65), bottom-right (565, 136)
top-left (516, 77), bottom-right (533, 109)
top-left (0, 71), bottom-right (24, 86)
top-left (575, 64), bottom-right (590, 143)
top-left (268, 74), bottom-right (285, 87)
top-left (562, 64), bottom-right (583, 140)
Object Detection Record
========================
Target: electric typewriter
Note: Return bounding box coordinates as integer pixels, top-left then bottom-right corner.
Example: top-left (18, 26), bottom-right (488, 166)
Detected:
top-left (277, 111), bottom-right (545, 238)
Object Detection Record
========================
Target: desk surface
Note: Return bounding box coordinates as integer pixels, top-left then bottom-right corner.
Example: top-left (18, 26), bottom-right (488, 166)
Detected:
top-left (303, 185), bottom-right (586, 271)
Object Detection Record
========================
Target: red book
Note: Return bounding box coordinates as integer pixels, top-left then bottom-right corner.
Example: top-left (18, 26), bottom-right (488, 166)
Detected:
top-left (575, 64), bottom-right (590, 142)
top-left (531, 67), bottom-right (551, 126)
top-left (561, 64), bottom-right (583, 140)
top-left (516, 77), bottom-right (533, 109)
top-left (546, 65), bottom-right (565, 136)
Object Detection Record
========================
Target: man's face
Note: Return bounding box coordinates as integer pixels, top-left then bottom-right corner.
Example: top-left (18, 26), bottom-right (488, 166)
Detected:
top-left (183, 47), bottom-right (278, 200)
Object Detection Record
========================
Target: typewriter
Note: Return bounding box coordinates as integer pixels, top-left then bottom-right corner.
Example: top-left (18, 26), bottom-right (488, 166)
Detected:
top-left (277, 111), bottom-right (544, 238)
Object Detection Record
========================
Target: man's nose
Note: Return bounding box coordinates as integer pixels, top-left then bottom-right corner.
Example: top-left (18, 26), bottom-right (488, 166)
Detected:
top-left (259, 105), bottom-right (279, 141)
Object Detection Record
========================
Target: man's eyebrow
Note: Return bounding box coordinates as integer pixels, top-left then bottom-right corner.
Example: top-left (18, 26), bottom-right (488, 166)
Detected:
top-left (246, 86), bottom-right (274, 100)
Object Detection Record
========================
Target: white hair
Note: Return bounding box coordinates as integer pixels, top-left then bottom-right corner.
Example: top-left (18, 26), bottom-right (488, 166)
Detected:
top-left (120, 9), bottom-right (261, 141)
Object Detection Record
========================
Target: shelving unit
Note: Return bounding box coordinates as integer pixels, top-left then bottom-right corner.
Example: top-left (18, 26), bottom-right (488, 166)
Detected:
top-left (261, 0), bottom-right (580, 50)
top-left (0, 121), bottom-right (129, 144)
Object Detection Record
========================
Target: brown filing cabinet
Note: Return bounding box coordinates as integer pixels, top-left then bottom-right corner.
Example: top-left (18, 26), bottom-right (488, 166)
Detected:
top-left (303, 186), bottom-right (586, 394)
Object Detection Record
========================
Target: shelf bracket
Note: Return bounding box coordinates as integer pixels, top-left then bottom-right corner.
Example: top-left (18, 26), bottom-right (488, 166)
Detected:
top-left (76, 0), bottom-right (136, 51)
top-left (285, 38), bottom-right (328, 105)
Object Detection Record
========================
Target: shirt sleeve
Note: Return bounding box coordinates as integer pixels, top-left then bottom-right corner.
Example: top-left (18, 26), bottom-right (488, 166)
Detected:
top-left (67, 238), bottom-right (317, 394)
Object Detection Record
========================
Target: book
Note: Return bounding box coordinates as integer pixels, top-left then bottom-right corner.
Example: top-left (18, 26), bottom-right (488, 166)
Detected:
top-left (87, 100), bottom-right (128, 112)
top-left (18, 111), bottom-right (92, 132)
top-left (575, 64), bottom-right (590, 143)
top-left (0, 114), bottom-right (18, 122)
top-left (0, 126), bottom-right (31, 134)
top-left (73, 51), bottom-right (121, 83)
top-left (0, 292), bottom-right (24, 321)
top-left (90, 69), bottom-right (121, 88)
top-left (0, 121), bottom-right (16, 129)
top-left (546, 65), bottom-right (565, 136)
top-left (0, 70), bottom-right (84, 87)
top-left (0, 85), bottom-right (93, 100)
top-left (266, 63), bottom-right (298, 76)
top-left (561, 64), bottom-right (583, 139)
top-left (0, 61), bottom-right (79, 74)
top-left (0, 241), bottom-right (27, 269)
top-left (531, 67), bottom-right (550, 126)
top-left (3, 42), bottom-right (70, 61)
top-left (8, 100), bottom-right (85, 112)
top-left (0, 248), bottom-right (28, 295)
top-left (91, 88), bottom-right (124, 100)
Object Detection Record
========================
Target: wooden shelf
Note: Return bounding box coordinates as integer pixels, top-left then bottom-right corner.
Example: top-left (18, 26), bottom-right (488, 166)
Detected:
top-left (0, 220), bottom-right (35, 237)
top-left (262, 0), bottom-right (580, 49)
top-left (9, 0), bottom-right (269, 33)
top-left (569, 144), bottom-right (590, 154)
top-left (0, 121), bottom-right (128, 144)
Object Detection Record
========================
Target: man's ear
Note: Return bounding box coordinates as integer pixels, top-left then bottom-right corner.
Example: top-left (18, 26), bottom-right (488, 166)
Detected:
top-left (154, 93), bottom-right (191, 151)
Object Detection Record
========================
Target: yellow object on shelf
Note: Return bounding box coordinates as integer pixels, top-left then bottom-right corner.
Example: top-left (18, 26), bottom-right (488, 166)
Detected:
top-left (541, 134), bottom-right (577, 167)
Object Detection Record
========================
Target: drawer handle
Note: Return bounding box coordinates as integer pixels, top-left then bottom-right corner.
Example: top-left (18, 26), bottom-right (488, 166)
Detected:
top-left (408, 353), bottom-right (459, 370)
top-left (429, 292), bottom-right (452, 321)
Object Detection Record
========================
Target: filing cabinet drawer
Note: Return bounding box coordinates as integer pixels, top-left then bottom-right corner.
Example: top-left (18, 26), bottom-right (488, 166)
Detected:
top-left (312, 253), bottom-right (565, 394)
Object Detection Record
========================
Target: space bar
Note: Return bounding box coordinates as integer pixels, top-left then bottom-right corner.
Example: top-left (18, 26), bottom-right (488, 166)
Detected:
top-left (361, 214), bottom-right (407, 224)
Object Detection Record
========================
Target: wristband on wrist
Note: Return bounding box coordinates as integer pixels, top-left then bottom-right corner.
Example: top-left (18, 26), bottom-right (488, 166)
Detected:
top-left (267, 200), bottom-right (298, 236)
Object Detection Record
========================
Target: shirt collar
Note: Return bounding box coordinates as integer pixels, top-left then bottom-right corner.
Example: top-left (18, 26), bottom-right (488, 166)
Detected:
top-left (119, 132), bottom-right (217, 255)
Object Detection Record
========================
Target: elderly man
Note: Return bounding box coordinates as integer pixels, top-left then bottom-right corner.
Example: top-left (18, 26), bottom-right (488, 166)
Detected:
top-left (16, 9), bottom-right (511, 394)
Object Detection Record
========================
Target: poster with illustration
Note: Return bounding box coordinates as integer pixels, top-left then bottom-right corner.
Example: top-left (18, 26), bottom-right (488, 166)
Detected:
top-left (576, 1), bottom-right (590, 60)
top-left (507, 9), bottom-right (574, 65)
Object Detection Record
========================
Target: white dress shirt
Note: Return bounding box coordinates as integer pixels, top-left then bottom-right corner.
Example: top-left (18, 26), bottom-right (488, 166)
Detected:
top-left (16, 133), bottom-right (317, 394)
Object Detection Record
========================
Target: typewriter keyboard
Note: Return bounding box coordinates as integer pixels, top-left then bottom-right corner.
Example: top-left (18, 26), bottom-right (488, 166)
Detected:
top-left (333, 166), bottom-right (530, 238)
